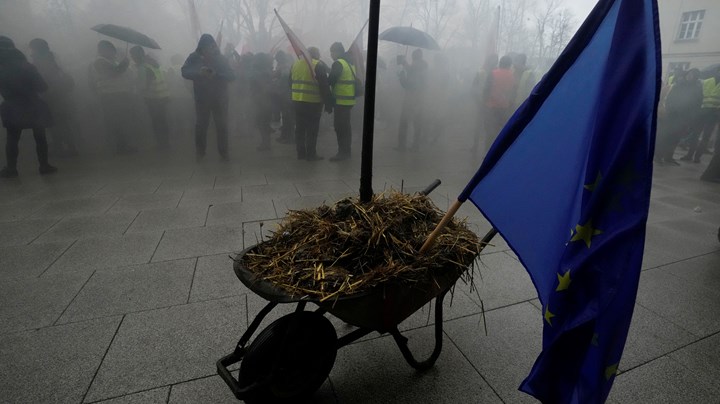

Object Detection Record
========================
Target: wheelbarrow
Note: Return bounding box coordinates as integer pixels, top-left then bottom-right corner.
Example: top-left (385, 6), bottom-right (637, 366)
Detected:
top-left (216, 181), bottom-right (497, 403)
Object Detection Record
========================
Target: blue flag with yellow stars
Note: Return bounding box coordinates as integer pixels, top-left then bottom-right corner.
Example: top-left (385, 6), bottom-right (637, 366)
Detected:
top-left (458, 0), bottom-right (660, 402)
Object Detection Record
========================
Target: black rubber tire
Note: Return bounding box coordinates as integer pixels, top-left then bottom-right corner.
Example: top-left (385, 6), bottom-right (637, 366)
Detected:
top-left (239, 311), bottom-right (337, 403)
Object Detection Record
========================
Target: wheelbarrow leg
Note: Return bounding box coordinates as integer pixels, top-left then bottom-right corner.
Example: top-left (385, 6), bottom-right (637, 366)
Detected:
top-left (391, 289), bottom-right (448, 371)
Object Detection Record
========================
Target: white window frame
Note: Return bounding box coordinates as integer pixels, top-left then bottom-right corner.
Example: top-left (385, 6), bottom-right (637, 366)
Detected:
top-left (677, 10), bottom-right (705, 40)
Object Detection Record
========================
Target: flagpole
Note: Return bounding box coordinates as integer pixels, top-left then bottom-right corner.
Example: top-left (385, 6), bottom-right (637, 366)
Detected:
top-left (360, 0), bottom-right (380, 203)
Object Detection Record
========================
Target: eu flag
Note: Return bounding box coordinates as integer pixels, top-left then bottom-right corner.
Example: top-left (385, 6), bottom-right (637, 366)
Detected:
top-left (459, 0), bottom-right (660, 402)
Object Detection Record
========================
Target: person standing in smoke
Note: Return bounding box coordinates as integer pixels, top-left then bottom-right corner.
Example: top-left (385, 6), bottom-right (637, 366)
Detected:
top-left (472, 54), bottom-right (498, 153)
top-left (29, 38), bottom-right (78, 157)
top-left (89, 40), bottom-right (136, 155)
top-left (483, 54), bottom-right (515, 153)
top-left (290, 46), bottom-right (332, 161)
top-left (129, 46), bottom-right (171, 150)
top-left (0, 36), bottom-right (57, 178)
top-left (397, 48), bottom-right (428, 151)
top-left (273, 50), bottom-right (294, 144)
top-left (182, 34), bottom-right (235, 161)
top-left (250, 53), bottom-right (274, 151)
top-left (327, 42), bottom-right (356, 161)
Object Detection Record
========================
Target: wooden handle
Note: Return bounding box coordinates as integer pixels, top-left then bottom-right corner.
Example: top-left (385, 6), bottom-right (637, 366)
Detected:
top-left (420, 199), bottom-right (464, 254)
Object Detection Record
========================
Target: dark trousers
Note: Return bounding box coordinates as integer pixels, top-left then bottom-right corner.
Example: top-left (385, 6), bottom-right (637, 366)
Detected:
top-left (5, 127), bottom-right (49, 169)
top-left (256, 106), bottom-right (273, 147)
top-left (333, 105), bottom-right (353, 156)
top-left (656, 112), bottom-right (692, 161)
top-left (685, 108), bottom-right (720, 161)
top-left (485, 107), bottom-right (511, 153)
top-left (294, 101), bottom-right (323, 158)
top-left (398, 96), bottom-right (423, 150)
top-left (145, 98), bottom-right (170, 148)
top-left (195, 96), bottom-right (229, 156)
top-left (280, 98), bottom-right (295, 139)
top-left (99, 93), bottom-right (134, 151)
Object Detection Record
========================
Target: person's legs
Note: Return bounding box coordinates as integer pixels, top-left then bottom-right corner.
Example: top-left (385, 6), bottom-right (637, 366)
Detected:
top-left (194, 99), bottom-right (211, 158)
top-left (294, 102), bottom-right (308, 159)
top-left (212, 96), bottom-right (230, 159)
top-left (332, 105), bottom-right (352, 159)
top-left (305, 103), bottom-right (323, 160)
top-left (146, 98), bottom-right (170, 149)
top-left (279, 98), bottom-right (295, 142)
top-left (397, 99), bottom-right (410, 150)
top-left (32, 127), bottom-right (56, 174)
top-left (2, 128), bottom-right (22, 176)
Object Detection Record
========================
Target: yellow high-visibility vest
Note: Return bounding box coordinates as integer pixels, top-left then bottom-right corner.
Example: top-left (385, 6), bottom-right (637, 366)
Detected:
top-left (291, 59), bottom-right (321, 103)
top-left (701, 78), bottom-right (720, 109)
top-left (333, 58), bottom-right (356, 106)
top-left (141, 63), bottom-right (170, 99)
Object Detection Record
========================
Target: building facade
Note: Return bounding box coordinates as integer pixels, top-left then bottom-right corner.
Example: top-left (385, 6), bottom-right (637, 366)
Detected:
top-left (659, 0), bottom-right (720, 76)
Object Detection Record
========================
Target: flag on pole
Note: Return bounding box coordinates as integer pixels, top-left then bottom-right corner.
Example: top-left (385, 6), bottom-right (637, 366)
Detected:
top-left (348, 20), bottom-right (369, 84)
top-left (274, 9), bottom-right (316, 81)
top-left (187, 0), bottom-right (202, 42)
top-left (459, 0), bottom-right (660, 402)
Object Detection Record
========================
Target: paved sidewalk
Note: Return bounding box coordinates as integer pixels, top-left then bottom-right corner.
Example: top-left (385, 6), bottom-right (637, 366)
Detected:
top-left (1, 127), bottom-right (719, 403)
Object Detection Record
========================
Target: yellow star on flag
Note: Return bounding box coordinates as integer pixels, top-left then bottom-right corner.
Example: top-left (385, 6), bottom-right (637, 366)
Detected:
top-left (605, 363), bottom-right (619, 380)
top-left (544, 306), bottom-right (555, 326)
top-left (556, 270), bottom-right (571, 291)
top-left (591, 333), bottom-right (599, 346)
top-left (584, 171), bottom-right (603, 191)
top-left (571, 220), bottom-right (603, 248)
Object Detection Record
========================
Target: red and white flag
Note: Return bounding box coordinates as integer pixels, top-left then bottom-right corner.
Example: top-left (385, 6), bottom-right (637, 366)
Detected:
top-left (274, 9), bottom-right (316, 81)
top-left (348, 20), bottom-right (368, 84)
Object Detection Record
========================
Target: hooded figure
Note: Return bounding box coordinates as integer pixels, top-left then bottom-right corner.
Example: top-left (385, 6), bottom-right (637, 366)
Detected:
top-left (182, 34), bottom-right (235, 160)
top-left (0, 36), bottom-right (57, 177)
top-left (29, 38), bottom-right (78, 157)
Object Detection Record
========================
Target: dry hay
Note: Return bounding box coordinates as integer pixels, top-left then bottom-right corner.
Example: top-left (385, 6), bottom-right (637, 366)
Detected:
top-left (241, 190), bottom-right (485, 301)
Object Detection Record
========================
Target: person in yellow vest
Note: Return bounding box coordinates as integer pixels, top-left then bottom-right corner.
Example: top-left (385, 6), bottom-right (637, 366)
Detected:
top-left (682, 67), bottom-right (720, 163)
top-left (90, 40), bottom-right (136, 154)
top-left (328, 42), bottom-right (356, 161)
top-left (130, 46), bottom-right (170, 150)
top-left (699, 67), bottom-right (720, 182)
top-left (290, 46), bottom-right (331, 161)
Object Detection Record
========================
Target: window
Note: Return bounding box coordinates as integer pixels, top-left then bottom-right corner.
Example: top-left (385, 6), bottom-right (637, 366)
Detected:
top-left (677, 10), bottom-right (705, 40)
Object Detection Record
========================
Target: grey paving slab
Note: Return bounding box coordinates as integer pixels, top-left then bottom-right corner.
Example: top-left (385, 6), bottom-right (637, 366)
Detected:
top-left (58, 258), bottom-right (196, 324)
top-left (155, 177), bottom-right (215, 193)
top-left (95, 387), bottom-right (170, 404)
top-left (29, 195), bottom-right (119, 220)
top-left (0, 217), bottom-right (58, 246)
top-left (620, 304), bottom-right (696, 371)
top-left (644, 222), bottom-right (720, 261)
top-left (152, 225), bottom-right (244, 262)
top-left (636, 267), bottom-right (720, 337)
top-left (189, 254), bottom-right (248, 303)
top-left (0, 241), bottom-right (72, 279)
top-left (106, 192), bottom-right (184, 214)
top-left (23, 183), bottom-right (105, 203)
top-left (176, 188), bottom-right (244, 208)
top-left (0, 199), bottom-right (48, 222)
top-left (125, 206), bottom-right (207, 233)
top-left (84, 297), bottom-right (245, 402)
top-left (205, 200), bottom-right (277, 228)
top-left (0, 316), bottom-right (121, 404)
top-left (213, 173), bottom-right (268, 189)
top-left (331, 325), bottom-right (503, 403)
top-left (664, 251), bottom-right (720, 290)
top-left (444, 302), bottom-right (543, 404)
top-left (0, 272), bottom-right (91, 333)
top-left (241, 219), bottom-right (282, 250)
top-left (241, 182), bottom-right (300, 202)
top-left (668, 333), bottom-right (720, 391)
top-left (46, 232), bottom-right (163, 275)
top-left (95, 180), bottom-right (163, 196)
top-left (34, 212), bottom-right (137, 243)
top-left (466, 251), bottom-right (537, 310)
top-left (293, 179), bottom-right (354, 196)
top-left (608, 356), bottom-right (720, 404)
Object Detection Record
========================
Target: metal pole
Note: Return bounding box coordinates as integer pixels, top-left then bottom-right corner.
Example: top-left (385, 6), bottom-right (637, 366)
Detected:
top-left (360, 0), bottom-right (381, 203)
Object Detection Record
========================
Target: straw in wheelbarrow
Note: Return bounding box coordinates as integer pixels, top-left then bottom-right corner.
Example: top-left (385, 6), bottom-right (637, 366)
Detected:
top-left (241, 190), bottom-right (485, 301)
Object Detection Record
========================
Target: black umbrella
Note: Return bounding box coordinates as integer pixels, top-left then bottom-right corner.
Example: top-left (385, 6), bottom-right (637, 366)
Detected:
top-left (91, 24), bottom-right (161, 49)
top-left (379, 26), bottom-right (440, 50)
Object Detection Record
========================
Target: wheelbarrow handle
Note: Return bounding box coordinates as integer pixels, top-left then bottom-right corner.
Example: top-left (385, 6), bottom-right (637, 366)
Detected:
top-left (420, 179), bottom-right (441, 196)
top-left (216, 350), bottom-right (264, 400)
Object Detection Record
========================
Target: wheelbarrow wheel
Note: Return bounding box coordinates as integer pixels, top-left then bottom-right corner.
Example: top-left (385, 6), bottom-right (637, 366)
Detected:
top-left (239, 311), bottom-right (337, 403)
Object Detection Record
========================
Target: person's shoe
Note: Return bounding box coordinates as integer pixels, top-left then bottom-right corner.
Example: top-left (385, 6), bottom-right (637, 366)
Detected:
top-left (329, 154), bottom-right (349, 162)
top-left (306, 155), bottom-right (324, 161)
top-left (666, 159), bottom-right (680, 166)
top-left (0, 167), bottom-right (18, 178)
top-left (39, 165), bottom-right (58, 175)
